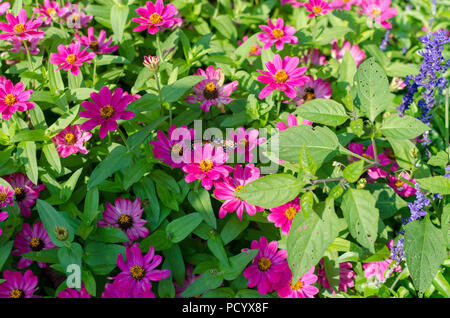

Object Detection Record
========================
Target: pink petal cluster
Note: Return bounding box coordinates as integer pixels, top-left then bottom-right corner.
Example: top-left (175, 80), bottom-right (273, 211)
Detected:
top-left (348, 142), bottom-right (391, 181)
top-left (275, 266), bottom-right (319, 298)
top-left (213, 164), bottom-right (264, 220)
top-left (331, 0), bottom-right (361, 10)
top-left (0, 211), bottom-right (8, 236)
top-left (57, 284), bottom-right (91, 298)
top-left (280, 0), bottom-right (305, 8)
top-left (238, 36), bottom-right (261, 56)
top-left (185, 65), bottom-right (239, 113)
top-left (50, 42), bottom-right (96, 76)
top-left (52, 124), bottom-right (92, 158)
top-left (80, 86), bottom-right (136, 139)
top-left (75, 27), bottom-right (118, 54)
top-left (0, 9), bottom-right (44, 41)
top-left (33, 0), bottom-right (66, 25)
top-left (331, 40), bottom-right (366, 67)
top-left (317, 259), bottom-right (356, 293)
top-left (62, 3), bottom-right (92, 29)
top-left (361, 0), bottom-right (398, 29)
top-left (229, 127), bottom-right (266, 162)
top-left (303, 48), bottom-right (328, 66)
top-left (387, 172), bottom-right (416, 197)
top-left (10, 37), bottom-right (41, 55)
top-left (257, 18), bottom-right (298, 51)
top-left (292, 75), bottom-right (332, 106)
top-left (257, 54), bottom-right (309, 99)
top-left (0, 185), bottom-right (14, 209)
top-left (0, 78), bottom-right (36, 120)
top-left (363, 240), bottom-right (401, 281)
top-left (132, 0), bottom-right (182, 35)
top-left (267, 196), bottom-right (301, 235)
top-left (0, 0), bottom-right (10, 16)
top-left (276, 114), bottom-right (312, 131)
top-left (305, 0), bottom-right (333, 18)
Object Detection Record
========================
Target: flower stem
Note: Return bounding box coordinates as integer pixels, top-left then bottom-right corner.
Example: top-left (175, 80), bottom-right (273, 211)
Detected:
top-left (154, 71), bottom-right (166, 120)
top-left (23, 41), bottom-right (36, 88)
top-left (117, 128), bottom-right (131, 153)
top-left (92, 57), bottom-right (97, 88)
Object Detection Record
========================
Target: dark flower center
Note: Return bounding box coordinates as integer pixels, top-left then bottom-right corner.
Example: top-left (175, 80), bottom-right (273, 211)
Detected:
top-left (30, 237), bottom-right (45, 251)
top-left (171, 143), bottom-right (184, 156)
top-left (130, 265), bottom-right (146, 280)
top-left (257, 257), bottom-right (272, 272)
top-left (100, 105), bottom-right (115, 119)
top-left (14, 187), bottom-right (26, 202)
top-left (203, 82), bottom-right (219, 100)
top-left (10, 289), bottom-right (24, 298)
top-left (303, 87), bottom-right (315, 101)
top-left (118, 214), bottom-right (133, 230)
top-left (89, 41), bottom-right (99, 52)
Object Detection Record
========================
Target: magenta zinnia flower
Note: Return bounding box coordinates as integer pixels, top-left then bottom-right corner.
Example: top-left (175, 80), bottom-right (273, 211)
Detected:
top-left (347, 142), bottom-right (391, 181)
top-left (62, 3), bottom-right (92, 29)
top-left (302, 48), bottom-right (328, 66)
top-left (0, 211), bottom-right (8, 236)
top-left (0, 9), bottom-right (44, 41)
top-left (238, 36), bottom-right (262, 56)
top-left (0, 0), bottom-right (10, 16)
top-left (280, 0), bottom-right (305, 8)
top-left (275, 266), bottom-right (319, 298)
top-left (10, 37), bottom-right (41, 55)
top-left (49, 42), bottom-right (96, 76)
top-left (387, 172), bottom-right (416, 198)
top-left (0, 270), bottom-right (39, 298)
top-left (149, 125), bottom-right (195, 169)
top-left (57, 284), bottom-right (91, 298)
top-left (305, 0), bottom-right (333, 18)
top-left (3, 172), bottom-right (46, 218)
top-left (181, 143), bottom-right (233, 190)
top-left (229, 127), bottom-right (266, 162)
top-left (185, 65), bottom-right (239, 113)
top-left (0, 79), bottom-right (36, 121)
top-left (52, 124), bottom-right (92, 158)
top-left (331, 40), bottom-right (366, 67)
top-left (267, 196), bottom-right (301, 235)
top-left (331, 0), bottom-right (360, 10)
top-left (98, 197), bottom-right (149, 242)
top-left (112, 243), bottom-right (170, 296)
top-left (132, 0), bottom-right (182, 35)
top-left (80, 86), bottom-right (135, 139)
top-left (12, 221), bottom-right (56, 269)
top-left (75, 27), bottom-right (118, 54)
top-left (0, 185), bottom-right (14, 209)
top-left (363, 240), bottom-right (401, 282)
top-left (292, 75), bottom-right (332, 106)
top-left (317, 259), bottom-right (356, 293)
top-left (243, 237), bottom-right (289, 295)
top-left (361, 0), bottom-right (398, 29)
top-left (257, 18), bottom-right (298, 51)
top-left (102, 280), bottom-right (155, 298)
top-left (33, 0), bottom-right (64, 25)
top-left (257, 54), bottom-right (309, 99)
top-left (213, 164), bottom-right (264, 221)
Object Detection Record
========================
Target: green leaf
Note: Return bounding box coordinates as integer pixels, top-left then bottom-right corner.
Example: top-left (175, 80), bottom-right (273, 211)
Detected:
top-left (84, 242), bottom-right (125, 276)
top-left (294, 99), bottom-right (349, 126)
top-left (91, 227), bottom-right (129, 243)
top-left (427, 151), bottom-right (449, 168)
top-left (235, 33), bottom-right (258, 62)
top-left (122, 158), bottom-right (150, 190)
top-left (128, 117), bottom-right (167, 150)
top-left (133, 177), bottom-right (160, 224)
top-left (150, 169), bottom-right (180, 194)
top-left (387, 138), bottom-right (419, 170)
top-left (237, 174), bottom-right (304, 209)
top-left (343, 159), bottom-right (365, 183)
top-left (180, 270), bottom-right (224, 298)
top-left (36, 199), bottom-right (74, 247)
top-left (211, 15), bottom-right (237, 40)
top-left (365, 183), bottom-right (407, 219)
top-left (323, 250), bottom-right (340, 293)
top-left (82, 270), bottom-right (96, 297)
top-left (381, 114), bottom-right (430, 139)
top-left (166, 213), bottom-right (203, 243)
top-left (58, 243), bottom-right (83, 271)
top-left (161, 76), bottom-right (204, 103)
top-left (140, 230), bottom-right (172, 252)
top-left (83, 187), bottom-right (99, 224)
top-left (442, 204), bottom-right (450, 247)
top-left (22, 248), bottom-right (59, 263)
top-left (299, 146), bottom-right (318, 176)
top-left (221, 249), bottom-right (258, 280)
top-left (287, 199), bottom-right (340, 281)
top-left (220, 217), bottom-right (249, 245)
top-left (207, 233), bottom-right (229, 267)
top-left (350, 119), bottom-right (364, 137)
top-left (46, 105), bottom-right (79, 137)
top-left (110, 4), bottom-right (129, 42)
top-left (341, 188), bottom-right (379, 252)
top-left (42, 142), bottom-right (62, 174)
top-left (188, 189), bottom-right (217, 229)
top-left (338, 50), bottom-right (357, 86)
top-left (163, 244), bottom-right (185, 286)
top-left (96, 55), bottom-right (130, 66)
top-left (0, 241), bottom-right (14, 271)
top-left (404, 216), bottom-right (447, 297)
top-left (10, 129), bottom-right (49, 143)
top-left (417, 176), bottom-right (450, 195)
top-left (87, 146), bottom-right (133, 189)
top-left (60, 168), bottom-right (83, 202)
top-left (315, 26), bottom-right (353, 46)
top-left (355, 57), bottom-right (390, 121)
top-left (18, 141), bottom-right (38, 185)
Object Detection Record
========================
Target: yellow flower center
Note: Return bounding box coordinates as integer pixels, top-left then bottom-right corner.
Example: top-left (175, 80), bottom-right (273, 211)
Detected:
top-left (250, 45), bottom-right (258, 54)
top-left (10, 289), bottom-right (24, 298)
top-left (234, 185), bottom-right (244, 193)
top-left (66, 54), bottom-right (77, 65)
top-left (171, 143), bottom-right (184, 156)
top-left (199, 159), bottom-right (213, 172)
top-left (343, 0), bottom-right (350, 3)
top-left (14, 24), bottom-right (25, 33)
top-left (14, 187), bottom-right (22, 195)
top-left (64, 133), bottom-right (75, 145)
top-left (47, 8), bottom-right (55, 14)
top-left (5, 94), bottom-right (17, 106)
top-left (362, 153), bottom-right (372, 160)
top-left (89, 41), bottom-right (99, 52)
top-left (238, 138), bottom-right (249, 149)
top-left (284, 207), bottom-right (298, 220)
top-left (394, 180), bottom-right (404, 188)
top-left (149, 12), bottom-right (162, 25)
top-left (290, 279), bottom-right (304, 290)
top-left (130, 265), bottom-right (145, 280)
top-left (272, 28), bottom-right (284, 39)
top-left (0, 193), bottom-right (7, 202)
top-left (372, 8), bottom-right (381, 17)
top-left (257, 257), bottom-right (272, 271)
top-left (30, 237), bottom-right (41, 248)
top-left (312, 6), bottom-right (322, 14)
top-left (100, 105), bottom-right (115, 119)
top-left (274, 70), bottom-right (288, 83)
top-left (205, 82), bottom-right (216, 92)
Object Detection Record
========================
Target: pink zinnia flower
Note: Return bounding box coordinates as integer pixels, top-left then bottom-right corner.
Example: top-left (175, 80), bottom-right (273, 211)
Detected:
top-left (185, 65), bottom-right (239, 113)
top-left (267, 196), bottom-right (301, 235)
top-left (49, 42), bottom-right (96, 76)
top-left (347, 142), bottom-right (391, 180)
top-left (0, 270), bottom-right (39, 298)
top-left (3, 172), bottom-right (46, 218)
top-left (79, 86), bottom-right (135, 139)
top-left (10, 37), bottom-right (41, 55)
top-left (0, 0), bottom-right (10, 16)
top-left (174, 264), bottom-right (201, 298)
top-left (229, 127), bottom-right (266, 162)
top-left (257, 18), bottom-right (298, 51)
top-left (361, 0), bottom-right (398, 29)
top-left (149, 125), bottom-right (194, 169)
top-left (243, 237), bottom-right (289, 295)
top-left (317, 259), bottom-right (356, 293)
top-left (57, 284), bottom-right (91, 298)
top-left (33, 0), bottom-right (64, 25)
top-left (331, 0), bottom-right (360, 10)
top-left (132, 0), bottom-right (182, 35)
top-left (275, 266), bottom-right (319, 298)
top-left (143, 55), bottom-right (160, 72)
top-left (331, 40), bottom-right (366, 67)
top-left (102, 281), bottom-right (155, 298)
top-left (182, 143), bottom-right (233, 190)
top-left (238, 36), bottom-right (261, 56)
top-left (52, 124), bottom-right (92, 158)
top-left (98, 197), bottom-right (150, 242)
top-left (0, 185), bottom-right (14, 209)
top-left (292, 75), bottom-right (332, 106)
top-left (0, 9), bottom-right (44, 41)
top-left (0, 79), bottom-right (36, 121)
top-left (75, 27), bottom-right (118, 54)
top-left (0, 211), bottom-right (8, 236)
top-left (305, 0), bottom-right (333, 18)
top-left (12, 221), bottom-right (57, 269)
top-left (280, 0), bottom-right (305, 8)
top-left (363, 240), bottom-right (401, 282)
top-left (62, 3), bottom-right (92, 29)
top-left (213, 164), bottom-right (264, 221)
top-left (112, 243), bottom-right (170, 297)
top-left (257, 54), bottom-right (309, 99)
top-left (388, 172), bottom-right (416, 197)
top-left (277, 114), bottom-right (312, 130)
top-left (303, 48), bottom-right (328, 66)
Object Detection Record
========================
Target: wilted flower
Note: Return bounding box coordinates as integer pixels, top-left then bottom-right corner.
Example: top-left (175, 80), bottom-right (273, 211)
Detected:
top-left (143, 55), bottom-right (160, 72)
top-left (52, 124), bottom-right (92, 158)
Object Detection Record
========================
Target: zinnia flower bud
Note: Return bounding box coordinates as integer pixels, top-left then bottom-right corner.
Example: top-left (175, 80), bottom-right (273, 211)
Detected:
top-left (143, 56), bottom-right (160, 72)
top-left (54, 225), bottom-right (69, 241)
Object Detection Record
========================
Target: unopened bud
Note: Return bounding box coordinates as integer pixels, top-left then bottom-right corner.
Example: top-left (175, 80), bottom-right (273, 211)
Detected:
top-left (54, 225), bottom-right (69, 241)
top-left (143, 56), bottom-right (160, 72)
top-left (357, 178), bottom-right (367, 189)
top-left (409, 148), bottom-right (418, 159)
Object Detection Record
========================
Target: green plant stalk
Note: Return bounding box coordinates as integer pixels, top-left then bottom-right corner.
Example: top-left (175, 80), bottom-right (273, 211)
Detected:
top-left (445, 88), bottom-right (449, 158)
top-left (23, 41), bottom-right (36, 88)
top-left (154, 71), bottom-right (167, 121)
top-left (92, 58), bottom-right (97, 88)
top-left (117, 128), bottom-right (131, 153)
